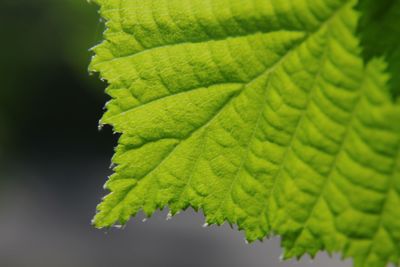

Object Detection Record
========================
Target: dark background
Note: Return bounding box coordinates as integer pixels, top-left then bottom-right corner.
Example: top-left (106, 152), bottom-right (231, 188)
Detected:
top-left (0, 1), bottom-right (352, 266)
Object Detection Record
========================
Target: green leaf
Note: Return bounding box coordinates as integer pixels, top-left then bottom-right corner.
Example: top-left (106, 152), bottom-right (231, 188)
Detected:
top-left (90, 0), bottom-right (400, 266)
top-left (357, 0), bottom-right (400, 98)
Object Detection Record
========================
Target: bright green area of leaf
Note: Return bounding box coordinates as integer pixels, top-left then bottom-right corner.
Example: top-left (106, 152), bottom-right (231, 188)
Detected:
top-left (90, 0), bottom-right (400, 266)
top-left (357, 0), bottom-right (400, 98)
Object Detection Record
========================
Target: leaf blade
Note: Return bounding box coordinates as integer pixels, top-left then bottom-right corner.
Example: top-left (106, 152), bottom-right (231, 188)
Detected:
top-left (91, 1), bottom-right (400, 266)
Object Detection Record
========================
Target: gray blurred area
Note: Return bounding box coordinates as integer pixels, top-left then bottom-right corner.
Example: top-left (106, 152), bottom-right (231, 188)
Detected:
top-left (0, 0), bottom-right (353, 266)
top-left (0, 159), bottom-right (352, 267)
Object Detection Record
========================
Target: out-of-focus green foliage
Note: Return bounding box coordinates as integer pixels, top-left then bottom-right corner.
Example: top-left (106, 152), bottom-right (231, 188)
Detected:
top-left (0, 0), bottom-right (100, 77)
top-left (0, 0), bottom-right (102, 151)
top-left (357, 0), bottom-right (400, 98)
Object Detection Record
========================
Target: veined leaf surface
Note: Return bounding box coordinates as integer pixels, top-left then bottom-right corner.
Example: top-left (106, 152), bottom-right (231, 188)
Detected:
top-left (90, 1), bottom-right (400, 266)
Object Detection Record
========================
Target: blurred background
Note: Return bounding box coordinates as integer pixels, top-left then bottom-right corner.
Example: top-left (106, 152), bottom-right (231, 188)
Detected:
top-left (0, 1), bottom-right (352, 266)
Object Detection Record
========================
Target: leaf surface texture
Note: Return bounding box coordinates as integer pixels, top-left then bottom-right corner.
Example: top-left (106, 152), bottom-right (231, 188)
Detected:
top-left (90, 1), bottom-right (400, 266)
